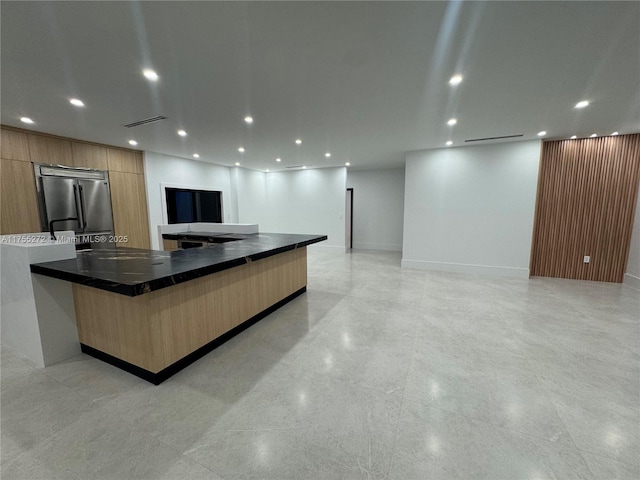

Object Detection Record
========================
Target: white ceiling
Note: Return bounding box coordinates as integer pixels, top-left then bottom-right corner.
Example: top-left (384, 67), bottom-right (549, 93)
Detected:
top-left (2, 1), bottom-right (639, 171)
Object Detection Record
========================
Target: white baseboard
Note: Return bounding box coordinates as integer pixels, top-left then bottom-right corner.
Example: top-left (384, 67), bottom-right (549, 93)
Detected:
top-left (401, 259), bottom-right (530, 278)
top-left (623, 273), bottom-right (640, 291)
top-left (352, 242), bottom-right (402, 252)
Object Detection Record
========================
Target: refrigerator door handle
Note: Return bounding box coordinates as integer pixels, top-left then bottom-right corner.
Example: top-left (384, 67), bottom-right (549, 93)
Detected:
top-left (78, 184), bottom-right (88, 228)
top-left (72, 184), bottom-right (83, 229)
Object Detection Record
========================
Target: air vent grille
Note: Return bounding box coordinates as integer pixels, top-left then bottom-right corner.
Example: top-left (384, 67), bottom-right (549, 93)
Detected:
top-left (124, 116), bottom-right (167, 128)
top-left (465, 134), bottom-right (523, 143)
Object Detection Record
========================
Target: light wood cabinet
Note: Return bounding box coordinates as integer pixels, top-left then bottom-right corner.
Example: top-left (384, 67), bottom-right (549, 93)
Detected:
top-left (107, 148), bottom-right (143, 174)
top-left (0, 158), bottom-right (41, 234)
top-left (71, 142), bottom-right (108, 170)
top-left (1, 129), bottom-right (30, 162)
top-left (163, 239), bottom-right (179, 251)
top-left (27, 134), bottom-right (73, 166)
top-left (1, 127), bottom-right (150, 245)
top-left (109, 171), bottom-right (150, 249)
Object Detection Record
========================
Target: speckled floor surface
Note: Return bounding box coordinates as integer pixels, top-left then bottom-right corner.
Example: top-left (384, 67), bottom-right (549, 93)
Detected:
top-left (2, 249), bottom-right (639, 479)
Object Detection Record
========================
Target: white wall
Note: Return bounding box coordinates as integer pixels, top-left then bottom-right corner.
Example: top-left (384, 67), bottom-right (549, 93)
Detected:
top-left (234, 168), bottom-right (267, 225)
top-left (347, 168), bottom-right (405, 251)
top-left (402, 140), bottom-right (541, 277)
top-left (236, 167), bottom-right (347, 250)
top-left (144, 152), bottom-right (236, 249)
top-left (624, 188), bottom-right (640, 290)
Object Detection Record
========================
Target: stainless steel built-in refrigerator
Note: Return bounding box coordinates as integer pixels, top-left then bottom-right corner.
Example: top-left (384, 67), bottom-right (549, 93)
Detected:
top-left (34, 164), bottom-right (115, 238)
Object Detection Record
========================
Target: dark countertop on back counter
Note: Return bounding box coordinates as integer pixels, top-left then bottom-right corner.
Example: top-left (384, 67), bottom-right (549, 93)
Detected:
top-left (30, 233), bottom-right (327, 297)
top-left (161, 231), bottom-right (247, 242)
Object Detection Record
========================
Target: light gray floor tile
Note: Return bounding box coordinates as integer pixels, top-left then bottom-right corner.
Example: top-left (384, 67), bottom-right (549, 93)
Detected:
top-left (581, 451), bottom-right (640, 480)
top-left (2, 249), bottom-right (638, 479)
top-left (388, 402), bottom-right (594, 480)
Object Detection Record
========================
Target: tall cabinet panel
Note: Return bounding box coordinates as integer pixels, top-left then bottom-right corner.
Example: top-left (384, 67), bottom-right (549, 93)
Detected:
top-left (109, 171), bottom-right (151, 249)
top-left (0, 158), bottom-right (41, 234)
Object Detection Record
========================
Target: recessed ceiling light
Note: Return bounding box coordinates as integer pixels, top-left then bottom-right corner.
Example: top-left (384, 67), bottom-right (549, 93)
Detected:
top-left (449, 75), bottom-right (463, 86)
top-left (590, 133), bottom-right (597, 137)
top-left (244, 116), bottom-right (253, 124)
top-left (69, 98), bottom-right (85, 107)
top-left (238, 147), bottom-right (245, 153)
top-left (446, 140), bottom-right (453, 146)
top-left (143, 69), bottom-right (159, 81)
top-left (537, 131), bottom-right (547, 137)
top-left (325, 152), bottom-right (331, 158)
top-left (302, 166), bottom-right (307, 169)
top-left (570, 135), bottom-right (577, 139)
top-left (20, 117), bottom-right (34, 124)
top-left (193, 153), bottom-right (200, 158)
top-left (345, 162), bottom-right (351, 166)
top-left (235, 162), bottom-right (240, 166)
top-left (266, 169), bottom-right (270, 172)
top-left (611, 131), bottom-right (619, 136)
top-left (447, 118), bottom-right (457, 126)
top-left (295, 139), bottom-right (302, 145)
top-left (177, 130), bottom-right (187, 137)
top-left (276, 157), bottom-right (282, 162)
top-left (128, 140), bottom-right (138, 146)
top-left (574, 100), bottom-right (589, 109)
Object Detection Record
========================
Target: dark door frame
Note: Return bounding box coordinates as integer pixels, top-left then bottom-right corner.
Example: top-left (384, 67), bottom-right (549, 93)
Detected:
top-left (346, 188), bottom-right (353, 249)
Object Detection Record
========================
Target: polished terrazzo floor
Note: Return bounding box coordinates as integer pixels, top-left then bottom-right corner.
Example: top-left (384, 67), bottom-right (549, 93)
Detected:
top-left (1, 249), bottom-right (639, 479)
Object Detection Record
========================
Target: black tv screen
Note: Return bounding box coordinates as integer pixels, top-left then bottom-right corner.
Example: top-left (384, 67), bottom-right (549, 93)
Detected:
top-left (166, 188), bottom-right (222, 224)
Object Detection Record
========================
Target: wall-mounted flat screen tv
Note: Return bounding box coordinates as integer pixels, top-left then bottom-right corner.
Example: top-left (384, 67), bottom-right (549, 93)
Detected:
top-left (165, 188), bottom-right (222, 224)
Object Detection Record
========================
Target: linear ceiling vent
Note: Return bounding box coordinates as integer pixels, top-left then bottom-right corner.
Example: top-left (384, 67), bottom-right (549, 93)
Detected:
top-left (465, 134), bottom-right (523, 143)
top-left (124, 116), bottom-right (167, 128)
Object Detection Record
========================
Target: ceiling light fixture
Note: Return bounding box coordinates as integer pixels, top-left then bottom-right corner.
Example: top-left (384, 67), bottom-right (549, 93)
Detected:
top-left (611, 132), bottom-right (619, 136)
top-left (574, 100), bottom-right (589, 109)
top-left (235, 162), bottom-right (240, 166)
top-left (570, 135), bottom-right (577, 139)
top-left (302, 166), bottom-right (307, 169)
top-left (345, 162), bottom-right (351, 166)
top-left (193, 153), bottom-right (200, 158)
top-left (20, 117), bottom-right (34, 124)
top-left (244, 116), bottom-right (253, 124)
top-left (449, 75), bottom-right (463, 86)
top-left (69, 98), bottom-right (85, 107)
top-left (177, 130), bottom-right (187, 137)
top-left (590, 133), bottom-right (597, 137)
top-left (266, 169), bottom-right (270, 172)
top-left (238, 147), bottom-right (245, 153)
top-left (446, 140), bottom-right (453, 146)
top-left (295, 139), bottom-right (302, 145)
top-left (276, 157), bottom-right (282, 162)
top-left (143, 69), bottom-right (159, 81)
top-left (128, 140), bottom-right (138, 146)
top-left (537, 131), bottom-right (547, 137)
top-left (447, 118), bottom-right (457, 126)
top-left (325, 152), bottom-right (331, 158)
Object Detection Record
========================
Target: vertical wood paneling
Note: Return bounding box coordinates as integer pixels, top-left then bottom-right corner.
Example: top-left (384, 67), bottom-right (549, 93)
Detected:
top-left (530, 134), bottom-right (640, 282)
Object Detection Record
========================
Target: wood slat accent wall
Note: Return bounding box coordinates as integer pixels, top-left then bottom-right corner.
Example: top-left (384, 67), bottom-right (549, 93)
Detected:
top-left (530, 133), bottom-right (640, 282)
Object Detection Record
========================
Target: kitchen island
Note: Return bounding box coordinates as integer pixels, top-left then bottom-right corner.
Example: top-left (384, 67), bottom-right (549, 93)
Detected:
top-left (31, 233), bottom-right (327, 384)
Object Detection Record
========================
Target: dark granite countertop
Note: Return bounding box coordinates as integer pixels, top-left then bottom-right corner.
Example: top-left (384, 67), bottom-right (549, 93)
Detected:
top-left (161, 231), bottom-right (248, 242)
top-left (30, 233), bottom-right (327, 297)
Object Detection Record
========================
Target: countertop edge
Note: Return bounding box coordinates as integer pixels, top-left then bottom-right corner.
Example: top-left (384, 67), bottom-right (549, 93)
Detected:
top-left (30, 235), bottom-right (327, 297)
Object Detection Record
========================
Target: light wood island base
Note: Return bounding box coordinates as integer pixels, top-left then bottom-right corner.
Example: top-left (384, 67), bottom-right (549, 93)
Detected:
top-left (72, 247), bottom-right (307, 384)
